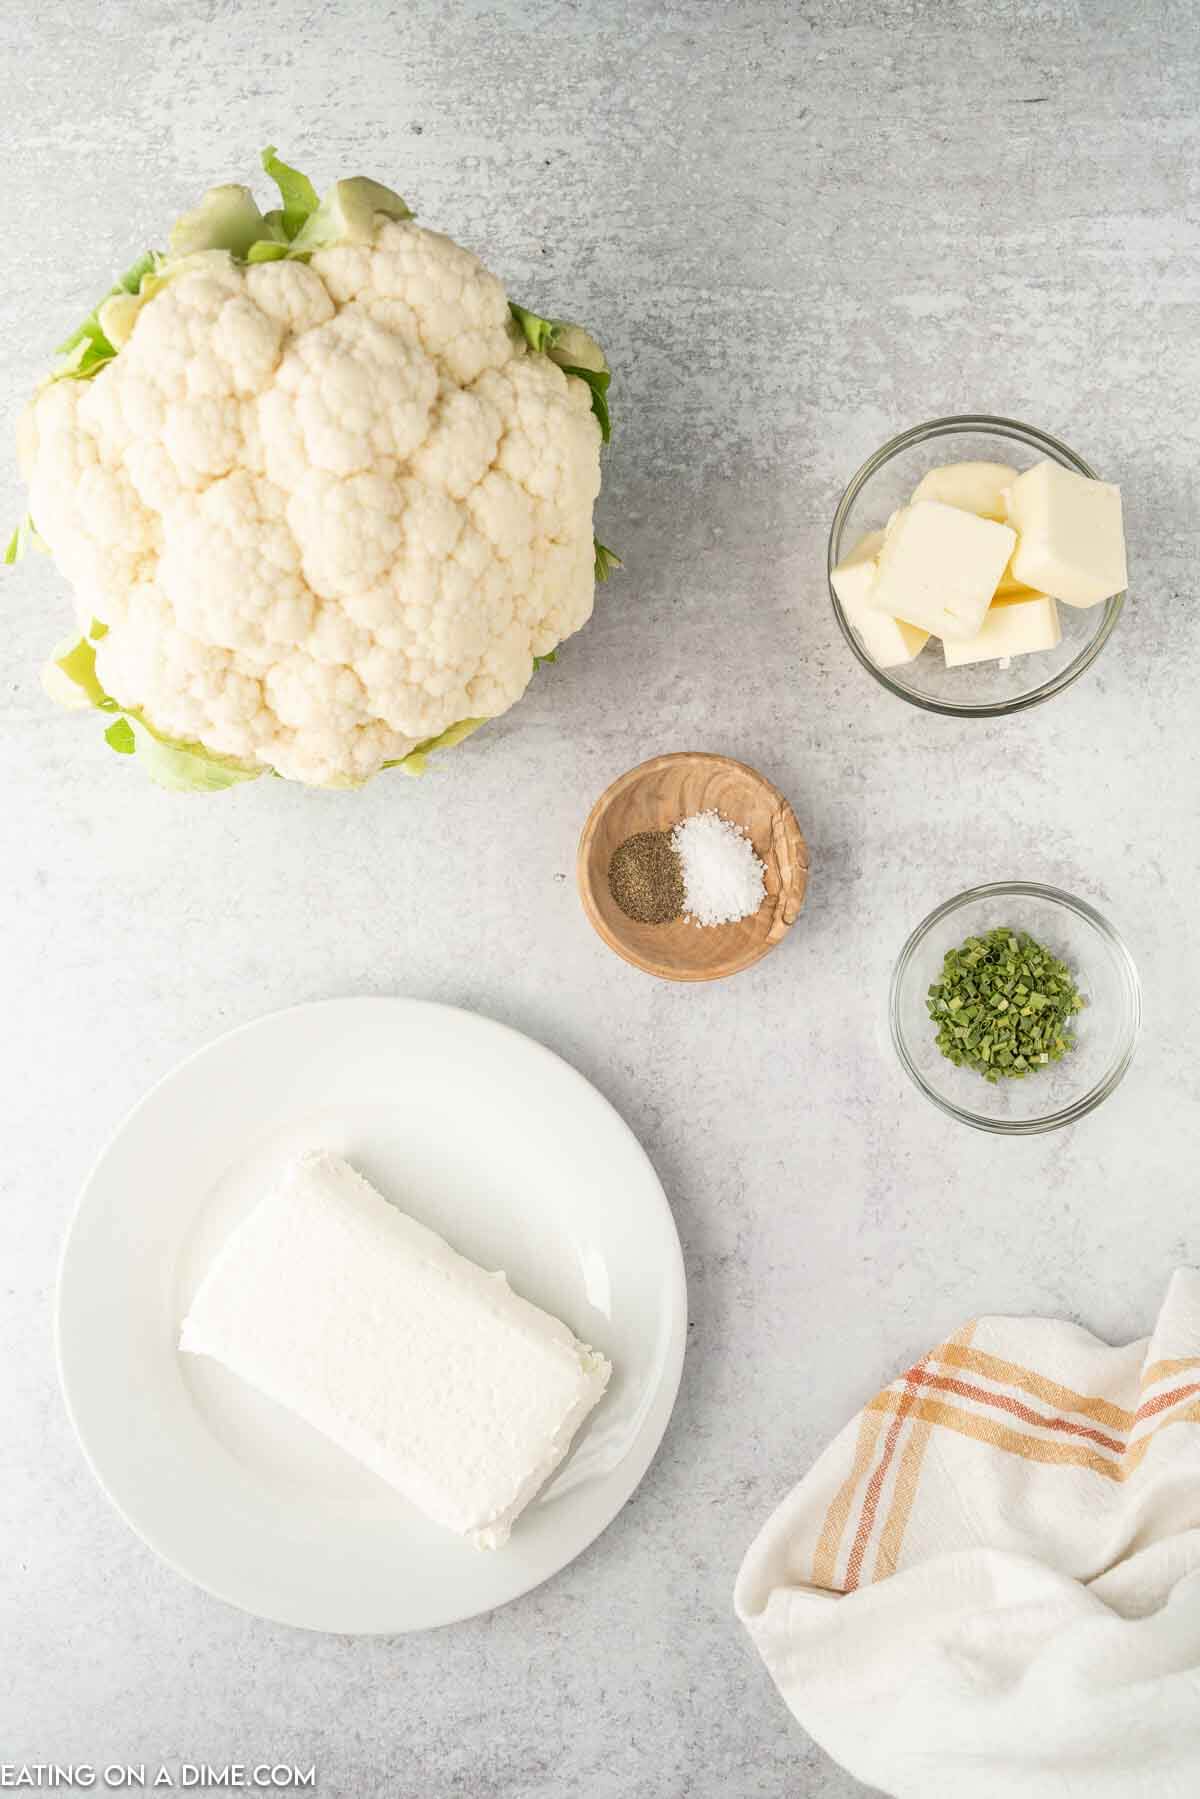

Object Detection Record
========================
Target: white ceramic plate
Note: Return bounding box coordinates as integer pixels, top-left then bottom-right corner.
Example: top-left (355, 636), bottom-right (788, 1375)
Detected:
top-left (56, 997), bottom-right (687, 1633)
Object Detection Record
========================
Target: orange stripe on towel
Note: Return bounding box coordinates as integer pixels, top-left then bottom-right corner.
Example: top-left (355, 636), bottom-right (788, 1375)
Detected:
top-left (1134, 1382), bottom-right (1200, 1426)
top-left (904, 1367), bottom-right (1127, 1456)
top-left (843, 1366), bottom-right (922, 1592)
top-left (810, 1407), bottom-right (885, 1591)
top-left (861, 1392), bottom-right (1200, 1484)
top-left (1141, 1357), bottom-right (1200, 1390)
top-left (870, 1322), bottom-right (976, 1586)
top-left (936, 1343), bottom-right (1134, 1432)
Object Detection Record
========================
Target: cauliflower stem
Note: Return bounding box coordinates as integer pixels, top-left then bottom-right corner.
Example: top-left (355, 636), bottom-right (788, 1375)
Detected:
top-left (14, 147), bottom-right (618, 792)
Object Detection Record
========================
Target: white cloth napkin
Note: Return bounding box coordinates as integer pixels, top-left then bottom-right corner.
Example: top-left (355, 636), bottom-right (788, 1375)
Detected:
top-left (735, 1271), bottom-right (1200, 1798)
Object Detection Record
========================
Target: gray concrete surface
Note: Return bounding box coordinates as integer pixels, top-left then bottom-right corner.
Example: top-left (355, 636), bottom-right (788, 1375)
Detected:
top-left (3, 1), bottom-right (1198, 1794)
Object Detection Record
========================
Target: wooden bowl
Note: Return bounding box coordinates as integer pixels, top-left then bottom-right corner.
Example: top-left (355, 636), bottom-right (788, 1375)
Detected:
top-left (576, 752), bottom-right (809, 982)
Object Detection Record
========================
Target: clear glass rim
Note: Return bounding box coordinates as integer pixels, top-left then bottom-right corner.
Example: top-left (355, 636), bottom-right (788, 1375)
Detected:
top-left (828, 414), bottom-right (1126, 718)
top-left (889, 880), bottom-right (1142, 1135)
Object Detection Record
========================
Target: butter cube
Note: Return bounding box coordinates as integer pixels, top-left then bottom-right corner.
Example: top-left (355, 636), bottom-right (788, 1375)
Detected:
top-left (992, 584), bottom-right (1049, 607)
top-left (992, 552), bottom-right (1045, 604)
top-left (942, 594), bottom-right (1062, 667)
top-left (911, 461), bottom-right (1019, 522)
top-left (830, 529), bottom-right (928, 668)
top-left (830, 529), bottom-right (885, 605)
top-left (1005, 461), bottom-right (1126, 608)
top-left (869, 501), bottom-right (1016, 641)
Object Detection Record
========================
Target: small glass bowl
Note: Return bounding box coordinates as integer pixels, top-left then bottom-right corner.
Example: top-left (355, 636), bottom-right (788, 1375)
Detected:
top-left (890, 882), bottom-right (1140, 1134)
top-left (828, 415), bottom-right (1125, 716)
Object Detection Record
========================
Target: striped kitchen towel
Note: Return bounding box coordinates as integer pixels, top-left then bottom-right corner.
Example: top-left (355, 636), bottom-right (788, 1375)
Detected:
top-left (735, 1270), bottom-right (1200, 1799)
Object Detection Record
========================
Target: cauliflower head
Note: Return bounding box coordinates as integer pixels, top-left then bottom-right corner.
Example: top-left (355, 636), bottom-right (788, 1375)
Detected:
top-left (14, 149), bottom-right (618, 790)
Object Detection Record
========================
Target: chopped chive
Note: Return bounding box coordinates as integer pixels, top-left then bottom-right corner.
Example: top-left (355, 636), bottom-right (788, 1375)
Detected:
top-left (926, 926), bottom-right (1085, 1082)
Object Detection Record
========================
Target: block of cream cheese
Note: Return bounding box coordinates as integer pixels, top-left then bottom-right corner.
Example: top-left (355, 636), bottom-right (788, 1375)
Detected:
top-left (179, 1150), bottom-right (611, 1548)
top-left (830, 530), bottom-right (928, 668)
top-left (910, 460), bottom-right (1019, 522)
top-left (942, 593), bottom-right (1061, 667)
top-left (1005, 460), bottom-right (1127, 608)
top-left (869, 501), bottom-right (1016, 640)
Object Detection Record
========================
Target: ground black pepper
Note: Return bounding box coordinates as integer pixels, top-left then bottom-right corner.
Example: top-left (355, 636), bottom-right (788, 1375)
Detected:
top-left (607, 830), bottom-right (684, 924)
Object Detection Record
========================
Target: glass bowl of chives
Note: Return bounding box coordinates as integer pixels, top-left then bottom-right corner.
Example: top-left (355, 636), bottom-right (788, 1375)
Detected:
top-left (828, 415), bottom-right (1125, 716)
top-left (890, 882), bottom-right (1140, 1134)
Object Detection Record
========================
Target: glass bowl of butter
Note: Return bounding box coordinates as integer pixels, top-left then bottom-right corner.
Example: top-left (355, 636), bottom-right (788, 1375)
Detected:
top-left (828, 415), bottom-right (1126, 716)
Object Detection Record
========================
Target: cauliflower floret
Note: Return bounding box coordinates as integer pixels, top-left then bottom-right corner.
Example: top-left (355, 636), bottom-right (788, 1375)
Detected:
top-left (23, 217), bottom-right (605, 787)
